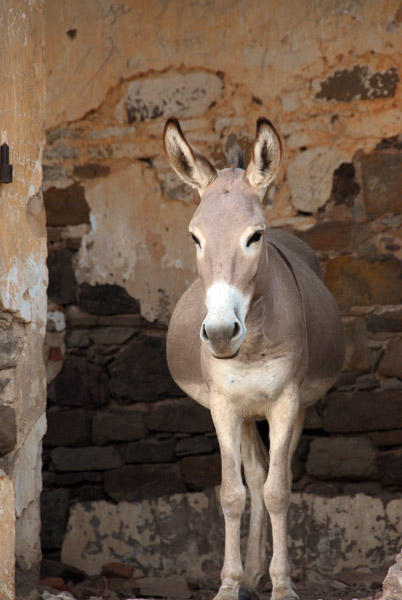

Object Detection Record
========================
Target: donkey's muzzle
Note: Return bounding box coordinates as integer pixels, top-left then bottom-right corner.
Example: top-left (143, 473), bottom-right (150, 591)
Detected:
top-left (200, 315), bottom-right (244, 358)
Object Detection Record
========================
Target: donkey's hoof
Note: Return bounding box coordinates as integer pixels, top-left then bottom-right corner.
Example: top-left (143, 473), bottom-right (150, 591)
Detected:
top-left (271, 583), bottom-right (298, 600)
top-left (239, 586), bottom-right (260, 600)
top-left (213, 587), bottom-right (239, 600)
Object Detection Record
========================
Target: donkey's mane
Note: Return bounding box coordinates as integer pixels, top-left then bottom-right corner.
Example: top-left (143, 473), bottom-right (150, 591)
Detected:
top-left (225, 144), bottom-right (245, 170)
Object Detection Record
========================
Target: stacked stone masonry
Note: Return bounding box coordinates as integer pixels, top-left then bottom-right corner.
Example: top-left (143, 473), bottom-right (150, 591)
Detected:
top-left (42, 0), bottom-right (402, 577)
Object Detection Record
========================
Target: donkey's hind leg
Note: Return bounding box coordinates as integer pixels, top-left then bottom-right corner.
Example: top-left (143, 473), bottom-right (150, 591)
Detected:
top-left (239, 421), bottom-right (269, 600)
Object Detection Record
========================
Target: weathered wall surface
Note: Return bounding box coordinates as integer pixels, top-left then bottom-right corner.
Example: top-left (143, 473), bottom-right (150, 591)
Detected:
top-left (42, 0), bottom-right (402, 579)
top-left (0, 474), bottom-right (15, 600)
top-left (0, 0), bottom-right (47, 597)
top-left (43, 0), bottom-right (402, 319)
top-left (61, 490), bottom-right (402, 582)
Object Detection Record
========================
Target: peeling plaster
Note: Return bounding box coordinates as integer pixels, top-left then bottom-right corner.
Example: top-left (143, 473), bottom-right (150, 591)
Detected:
top-left (316, 66), bottom-right (400, 102)
top-left (0, 1), bottom-right (47, 589)
top-left (45, 0), bottom-right (402, 324)
top-left (75, 164), bottom-right (196, 323)
top-left (14, 413), bottom-right (46, 517)
top-left (287, 147), bottom-right (348, 213)
top-left (47, 310), bottom-right (66, 333)
top-left (62, 491), bottom-right (402, 579)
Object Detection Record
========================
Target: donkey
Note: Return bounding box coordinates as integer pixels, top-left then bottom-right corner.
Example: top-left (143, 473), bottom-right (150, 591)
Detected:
top-left (164, 117), bottom-right (345, 600)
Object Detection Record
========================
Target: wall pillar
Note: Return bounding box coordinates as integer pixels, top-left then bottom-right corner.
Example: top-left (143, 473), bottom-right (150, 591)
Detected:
top-left (0, 1), bottom-right (47, 598)
top-left (0, 473), bottom-right (15, 600)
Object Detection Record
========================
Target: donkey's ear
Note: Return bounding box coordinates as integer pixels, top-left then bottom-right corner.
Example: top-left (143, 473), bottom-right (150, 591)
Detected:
top-left (163, 118), bottom-right (217, 193)
top-left (245, 118), bottom-right (282, 199)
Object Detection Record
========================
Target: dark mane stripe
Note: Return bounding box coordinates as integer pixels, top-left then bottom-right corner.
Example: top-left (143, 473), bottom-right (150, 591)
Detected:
top-left (225, 144), bottom-right (245, 170)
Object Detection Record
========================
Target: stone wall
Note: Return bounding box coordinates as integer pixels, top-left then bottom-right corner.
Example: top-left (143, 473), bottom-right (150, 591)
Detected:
top-left (42, 0), bottom-right (402, 577)
top-left (0, 0), bottom-right (47, 597)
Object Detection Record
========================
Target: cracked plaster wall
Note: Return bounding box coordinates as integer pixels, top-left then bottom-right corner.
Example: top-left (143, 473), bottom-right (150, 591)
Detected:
top-left (0, 0), bottom-right (47, 598)
top-left (44, 0), bottom-right (402, 322)
top-left (42, 0), bottom-right (402, 579)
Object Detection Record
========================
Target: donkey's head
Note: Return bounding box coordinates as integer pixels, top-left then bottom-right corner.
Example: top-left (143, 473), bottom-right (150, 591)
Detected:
top-left (164, 118), bottom-right (282, 358)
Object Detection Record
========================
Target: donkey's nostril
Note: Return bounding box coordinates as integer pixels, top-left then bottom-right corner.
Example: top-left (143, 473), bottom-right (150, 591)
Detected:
top-left (232, 321), bottom-right (241, 339)
top-left (202, 323), bottom-right (209, 341)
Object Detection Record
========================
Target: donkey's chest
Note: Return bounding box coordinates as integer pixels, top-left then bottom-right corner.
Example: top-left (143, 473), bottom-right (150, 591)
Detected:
top-left (206, 353), bottom-right (294, 415)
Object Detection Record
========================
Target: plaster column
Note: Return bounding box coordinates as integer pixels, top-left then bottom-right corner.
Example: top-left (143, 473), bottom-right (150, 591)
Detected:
top-left (0, 1), bottom-right (47, 597)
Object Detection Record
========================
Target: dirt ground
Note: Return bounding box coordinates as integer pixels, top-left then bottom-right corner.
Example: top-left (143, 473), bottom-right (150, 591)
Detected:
top-left (40, 558), bottom-right (390, 600)
top-left (194, 581), bottom-right (382, 600)
top-left (280, 584), bottom-right (380, 600)
top-left (195, 587), bottom-right (379, 600)
top-left (41, 588), bottom-right (381, 600)
top-left (41, 574), bottom-right (383, 600)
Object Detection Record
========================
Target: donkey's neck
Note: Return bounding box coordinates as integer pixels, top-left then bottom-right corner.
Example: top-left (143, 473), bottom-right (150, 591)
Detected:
top-left (245, 241), bottom-right (304, 346)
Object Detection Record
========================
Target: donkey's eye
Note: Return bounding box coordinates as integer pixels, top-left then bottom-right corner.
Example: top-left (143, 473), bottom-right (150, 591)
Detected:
top-left (247, 231), bottom-right (262, 247)
top-left (191, 234), bottom-right (201, 248)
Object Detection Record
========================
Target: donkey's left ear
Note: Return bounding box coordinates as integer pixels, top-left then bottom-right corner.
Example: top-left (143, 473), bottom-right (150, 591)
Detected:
top-left (245, 118), bottom-right (282, 199)
top-left (164, 118), bottom-right (217, 193)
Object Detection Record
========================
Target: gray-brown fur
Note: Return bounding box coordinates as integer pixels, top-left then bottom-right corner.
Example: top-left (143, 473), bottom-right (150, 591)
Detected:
top-left (164, 118), bottom-right (345, 600)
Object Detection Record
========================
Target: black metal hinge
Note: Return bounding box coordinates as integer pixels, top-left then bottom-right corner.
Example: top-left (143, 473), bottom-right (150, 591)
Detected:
top-left (0, 140), bottom-right (13, 184)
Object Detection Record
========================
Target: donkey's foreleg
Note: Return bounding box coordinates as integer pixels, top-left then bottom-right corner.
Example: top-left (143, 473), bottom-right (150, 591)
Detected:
top-left (287, 407), bottom-right (305, 489)
top-left (264, 385), bottom-right (302, 600)
top-left (239, 421), bottom-right (269, 600)
top-left (211, 398), bottom-right (245, 600)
